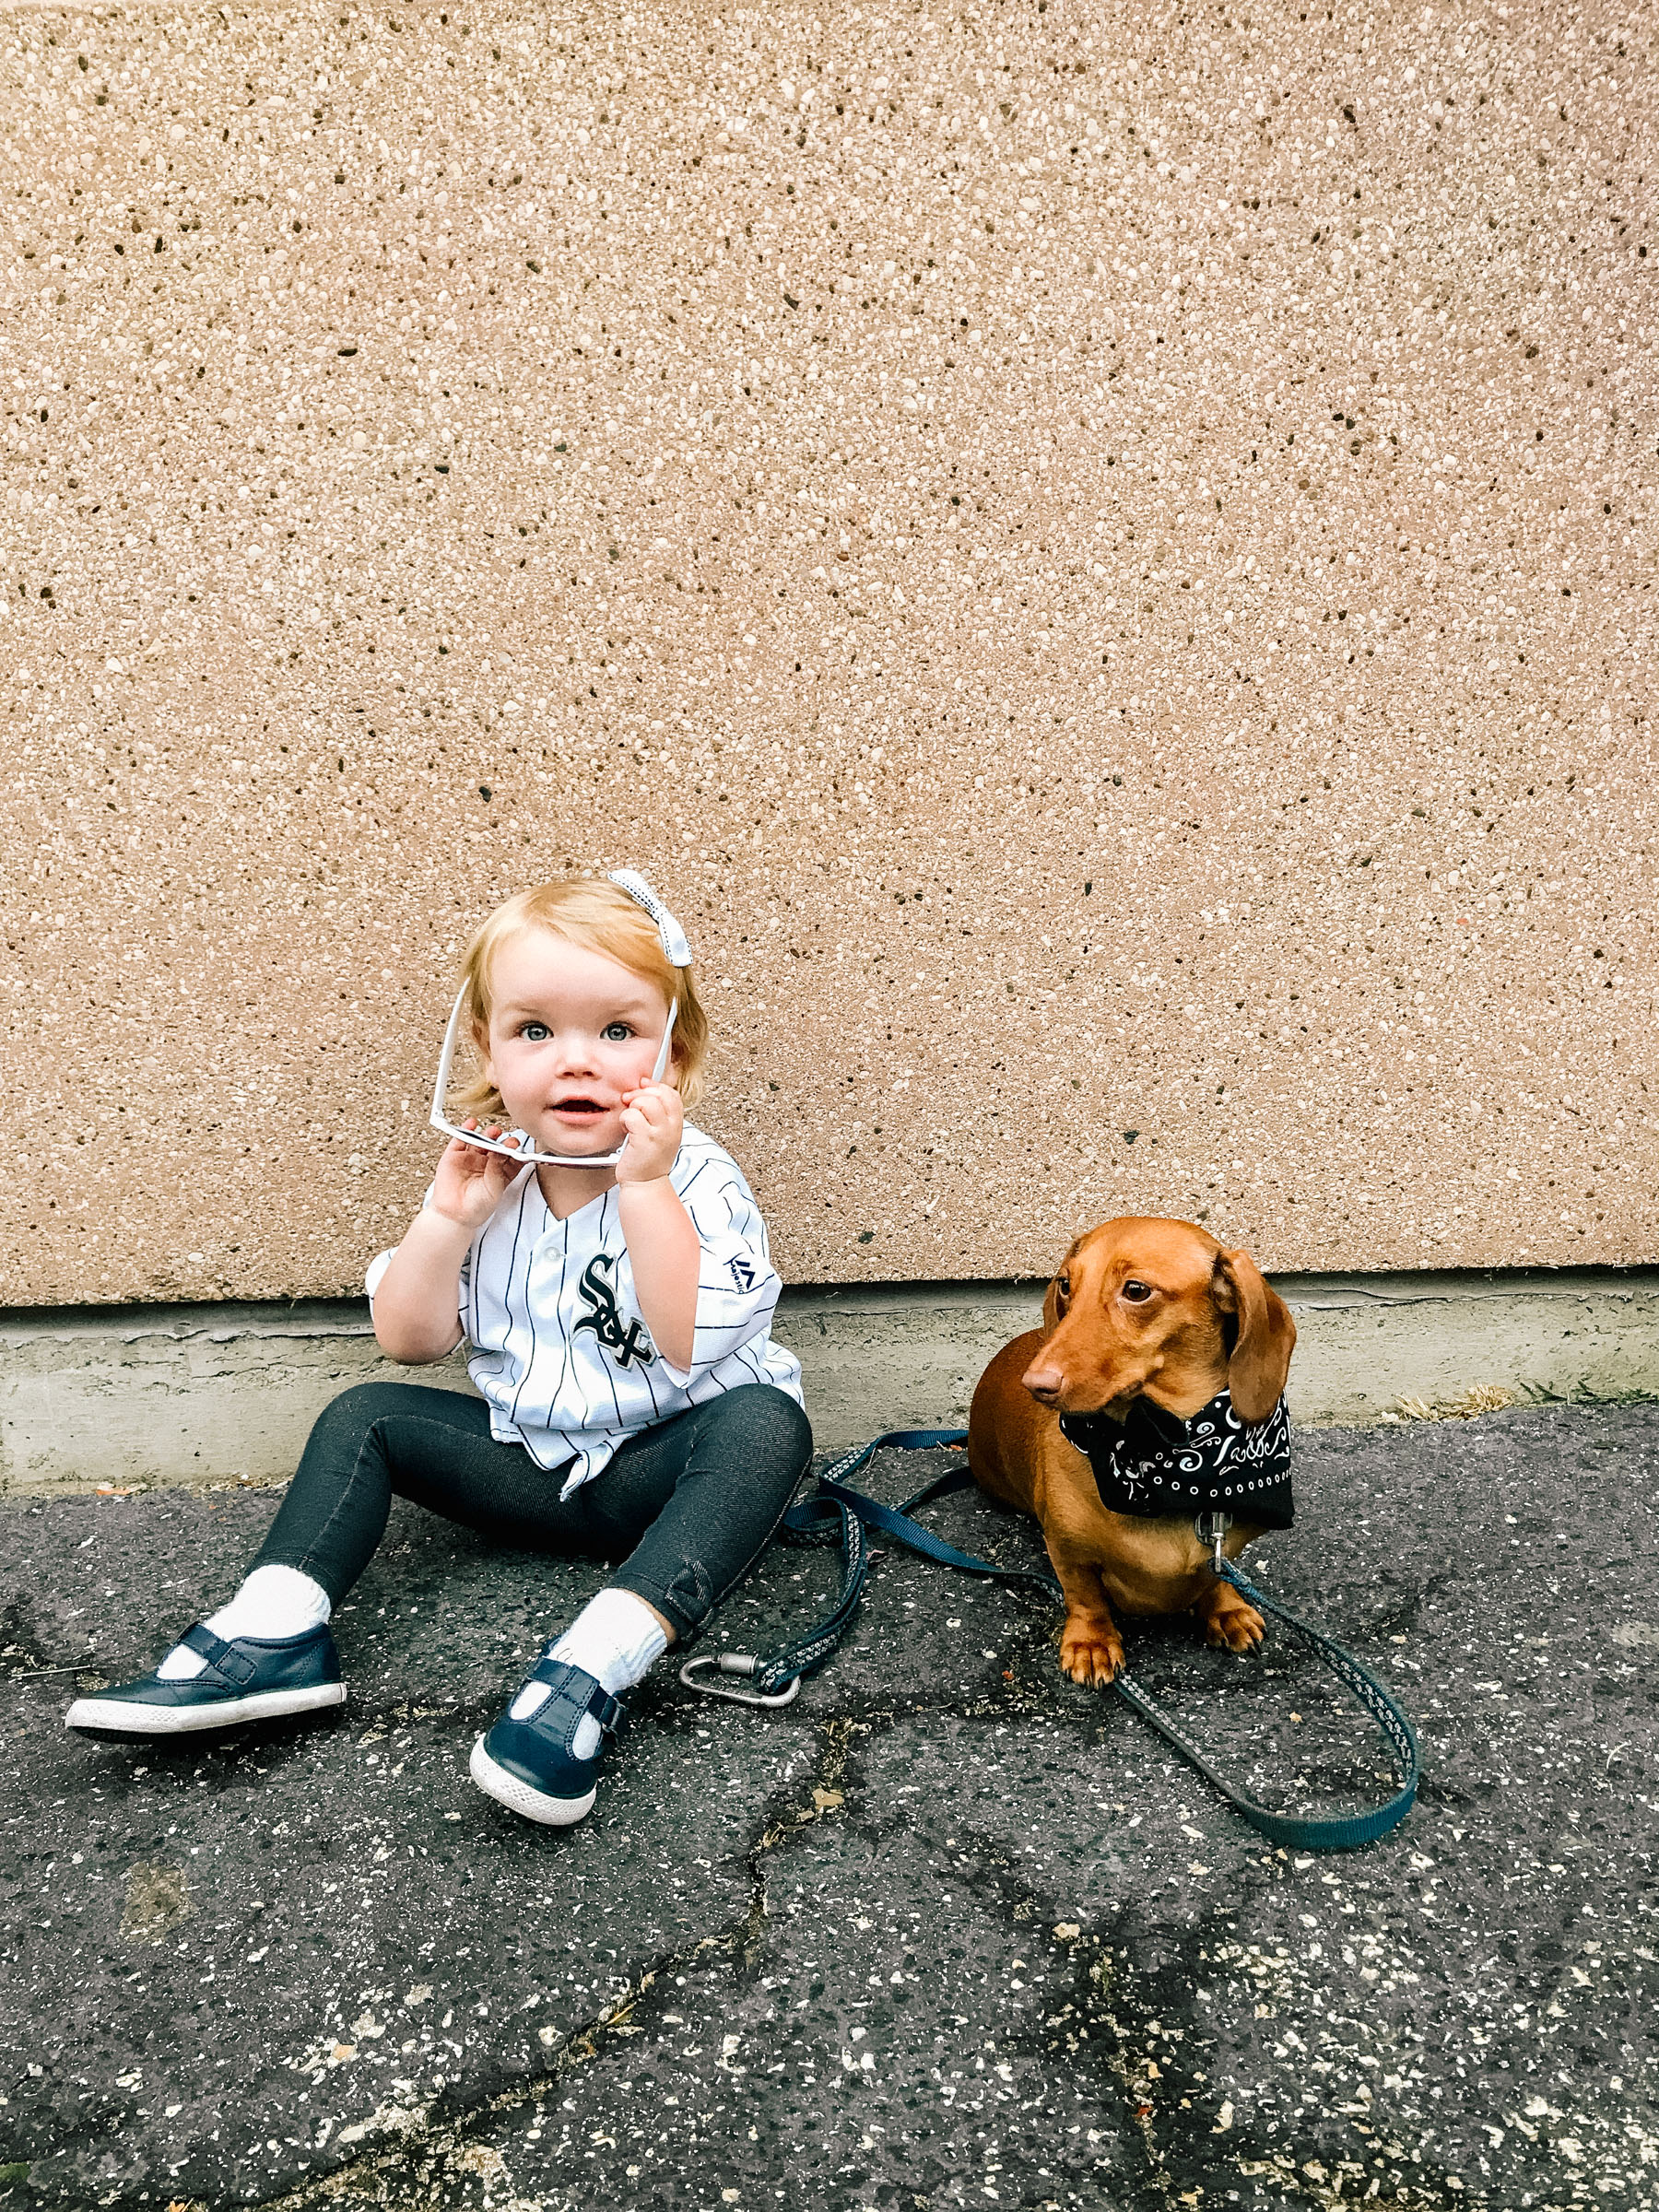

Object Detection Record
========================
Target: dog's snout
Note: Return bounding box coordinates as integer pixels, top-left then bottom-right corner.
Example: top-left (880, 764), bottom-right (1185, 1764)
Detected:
top-left (1022, 1359), bottom-right (1065, 1405)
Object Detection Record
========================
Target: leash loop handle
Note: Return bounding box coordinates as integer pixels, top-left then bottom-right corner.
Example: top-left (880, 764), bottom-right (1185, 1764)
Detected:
top-left (735, 1427), bottom-right (1420, 1853)
top-left (1115, 1556), bottom-right (1420, 1853)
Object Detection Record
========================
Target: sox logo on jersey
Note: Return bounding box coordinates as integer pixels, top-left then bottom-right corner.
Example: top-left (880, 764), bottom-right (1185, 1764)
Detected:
top-left (572, 1250), bottom-right (655, 1369)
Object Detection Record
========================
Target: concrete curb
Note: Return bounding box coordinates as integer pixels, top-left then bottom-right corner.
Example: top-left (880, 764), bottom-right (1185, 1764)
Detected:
top-left (4, 1268), bottom-right (1658, 1496)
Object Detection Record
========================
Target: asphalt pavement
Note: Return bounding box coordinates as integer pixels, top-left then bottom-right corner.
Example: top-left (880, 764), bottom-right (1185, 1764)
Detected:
top-left (2, 1403), bottom-right (1656, 2211)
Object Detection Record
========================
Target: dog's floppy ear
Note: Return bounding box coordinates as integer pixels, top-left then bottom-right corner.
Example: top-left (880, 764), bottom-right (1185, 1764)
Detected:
top-left (1041, 1241), bottom-right (1081, 1335)
top-left (1211, 1247), bottom-right (1296, 1422)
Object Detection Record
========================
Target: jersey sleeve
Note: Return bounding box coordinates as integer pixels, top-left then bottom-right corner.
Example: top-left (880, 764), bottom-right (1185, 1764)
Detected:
top-left (657, 1154), bottom-right (783, 1383)
top-left (364, 1184), bottom-right (471, 1333)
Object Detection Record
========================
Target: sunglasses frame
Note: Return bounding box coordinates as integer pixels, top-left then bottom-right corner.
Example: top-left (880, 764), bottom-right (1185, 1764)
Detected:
top-left (429, 987), bottom-right (679, 1169)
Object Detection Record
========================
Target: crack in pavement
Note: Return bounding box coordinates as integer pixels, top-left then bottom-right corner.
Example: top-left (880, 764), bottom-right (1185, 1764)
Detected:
top-left (245, 1711), bottom-right (878, 2209)
top-left (245, 1696), bottom-right (1221, 2212)
top-left (7, 1406), bottom-right (1657, 2211)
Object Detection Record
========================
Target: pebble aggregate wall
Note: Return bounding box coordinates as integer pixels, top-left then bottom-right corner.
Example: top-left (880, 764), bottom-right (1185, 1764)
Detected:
top-left (1, 1), bottom-right (1655, 1308)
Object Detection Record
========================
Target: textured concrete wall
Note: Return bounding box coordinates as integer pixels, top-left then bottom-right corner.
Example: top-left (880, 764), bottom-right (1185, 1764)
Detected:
top-left (2, 1), bottom-right (1654, 1308)
top-left (8, 1270), bottom-right (1659, 1491)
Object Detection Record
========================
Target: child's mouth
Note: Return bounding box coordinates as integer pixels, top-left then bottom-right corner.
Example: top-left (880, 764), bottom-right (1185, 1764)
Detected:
top-left (550, 1097), bottom-right (608, 1121)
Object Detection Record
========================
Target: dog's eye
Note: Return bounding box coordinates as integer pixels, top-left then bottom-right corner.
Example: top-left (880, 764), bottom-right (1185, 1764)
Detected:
top-left (1122, 1279), bottom-right (1154, 1304)
top-left (1054, 1274), bottom-right (1071, 1312)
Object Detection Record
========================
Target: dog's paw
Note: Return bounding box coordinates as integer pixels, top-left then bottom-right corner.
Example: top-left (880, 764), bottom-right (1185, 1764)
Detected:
top-left (1059, 1618), bottom-right (1125, 1688)
top-left (1203, 1599), bottom-right (1265, 1655)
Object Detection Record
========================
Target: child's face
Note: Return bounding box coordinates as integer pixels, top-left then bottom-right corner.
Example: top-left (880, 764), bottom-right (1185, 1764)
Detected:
top-left (478, 928), bottom-right (674, 1157)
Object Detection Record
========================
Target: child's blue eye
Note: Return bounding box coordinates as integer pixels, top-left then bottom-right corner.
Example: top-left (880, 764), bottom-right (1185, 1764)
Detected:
top-left (603, 1022), bottom-right (633, 1043)
top-left (523, 1021), bottom-right (550, 1042)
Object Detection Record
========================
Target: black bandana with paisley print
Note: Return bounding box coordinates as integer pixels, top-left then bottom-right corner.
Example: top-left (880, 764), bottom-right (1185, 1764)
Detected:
top-left (1059, 1388), bottom-right (1293, 1528)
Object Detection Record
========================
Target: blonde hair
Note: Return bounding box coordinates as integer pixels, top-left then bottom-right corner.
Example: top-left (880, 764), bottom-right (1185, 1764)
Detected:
top-left (448, 877), bottom-right (709, 1120)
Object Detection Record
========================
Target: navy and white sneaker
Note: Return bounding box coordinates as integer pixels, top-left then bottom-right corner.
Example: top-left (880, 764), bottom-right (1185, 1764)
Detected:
top-left (65, 1623), bottom-right (346, 1736)
top-left (469, 1655), bottom-right (621, 1827)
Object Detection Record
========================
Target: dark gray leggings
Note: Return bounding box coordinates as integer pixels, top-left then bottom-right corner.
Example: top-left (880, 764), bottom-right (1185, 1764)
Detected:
top-left (251, 1380), bottom-right (813, 1643)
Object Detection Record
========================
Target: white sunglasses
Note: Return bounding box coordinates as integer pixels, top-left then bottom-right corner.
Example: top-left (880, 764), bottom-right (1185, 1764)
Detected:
top-left (429, 870), bottom-right (691, 1171)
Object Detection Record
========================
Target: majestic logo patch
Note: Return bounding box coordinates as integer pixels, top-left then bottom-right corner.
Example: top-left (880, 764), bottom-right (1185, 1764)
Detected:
top-left (573, 1251), bottom-right (654, 1369)
top-left (727, 1254), bottom-right (757, 1293)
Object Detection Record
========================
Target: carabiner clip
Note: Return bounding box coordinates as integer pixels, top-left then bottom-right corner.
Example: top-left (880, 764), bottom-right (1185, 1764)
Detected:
top-left (678, 1653), bottom-right (803, 1708)
top-left (1194, 1511), bottom-right (1232, 1574)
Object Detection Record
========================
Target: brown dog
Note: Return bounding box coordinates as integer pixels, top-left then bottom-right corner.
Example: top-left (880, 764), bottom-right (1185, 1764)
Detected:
top-left (969, 1217), bottom-right (1297, 1686)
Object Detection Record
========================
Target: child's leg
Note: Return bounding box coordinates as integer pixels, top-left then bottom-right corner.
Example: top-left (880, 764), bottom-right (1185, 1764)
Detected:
top-left (470, 1382), bottom-right (812, 1819)
top-left (249, 1379), bottom-right (562, 1594)
top-left (474, 1384), bottom-right (808, 1756)
top-left (575, 1382), bottom-right (814, 1648)
top-left (196, 1376), bottom-right (806, 1663)
top-left (68, 1382), bottom-right (588, 1735)
top-left (159, 1381), bottom-right (557, 1678)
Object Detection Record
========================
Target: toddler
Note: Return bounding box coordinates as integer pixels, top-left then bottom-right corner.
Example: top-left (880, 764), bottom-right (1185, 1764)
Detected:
top-left (68, 872), bottom-right (811, 1827)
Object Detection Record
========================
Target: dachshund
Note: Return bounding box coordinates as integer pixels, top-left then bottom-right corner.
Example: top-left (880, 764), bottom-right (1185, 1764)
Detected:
top-left (968, 1217), bottom-right (1297, 1687)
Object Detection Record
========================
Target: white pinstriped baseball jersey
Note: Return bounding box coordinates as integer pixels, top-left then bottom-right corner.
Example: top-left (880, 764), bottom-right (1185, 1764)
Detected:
top-left (367, 1123), bottom-right (804, 1499)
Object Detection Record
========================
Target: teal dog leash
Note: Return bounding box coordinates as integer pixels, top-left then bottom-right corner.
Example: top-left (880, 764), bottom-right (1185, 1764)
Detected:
top-left (680, 1428), bottom-right (1419, 1854)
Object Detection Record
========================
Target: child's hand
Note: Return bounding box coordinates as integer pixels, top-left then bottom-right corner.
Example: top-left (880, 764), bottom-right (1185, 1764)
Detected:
top-left (616, 1082), bottom-right (684, 1185)
top-left (431, 1124), bottom-right (524, 1229)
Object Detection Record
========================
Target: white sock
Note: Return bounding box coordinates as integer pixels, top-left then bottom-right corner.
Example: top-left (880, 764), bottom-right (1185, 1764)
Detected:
top-left (511, 1588), bottom-right (668, 1758)
top-left (155, 1565), bottom-right (333, 1681)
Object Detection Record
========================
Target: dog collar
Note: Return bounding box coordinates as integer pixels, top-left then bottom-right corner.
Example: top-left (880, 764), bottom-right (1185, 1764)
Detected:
top-left (1059, 1387), bottom-right (1294, 1529)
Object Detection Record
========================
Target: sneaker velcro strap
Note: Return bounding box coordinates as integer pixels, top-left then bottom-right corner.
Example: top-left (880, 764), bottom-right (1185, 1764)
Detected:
top-left (181, 1623), bottom-right (256, 1687)
top-left (523, 1657), bottom-right (623, 1744)
top-left (588, 1686), bottom-right (623, 1736)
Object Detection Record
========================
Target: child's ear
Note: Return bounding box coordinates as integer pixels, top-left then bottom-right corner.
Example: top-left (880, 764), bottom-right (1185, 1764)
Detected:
top-left (471, 1018), bottom-right (494, 1079)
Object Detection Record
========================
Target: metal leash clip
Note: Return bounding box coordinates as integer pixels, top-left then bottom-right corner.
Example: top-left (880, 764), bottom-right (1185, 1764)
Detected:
top-left (678, 1653), bottom-right (803, 1708)
top-left (1194, 1510), bottom-right (1232, 1573)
